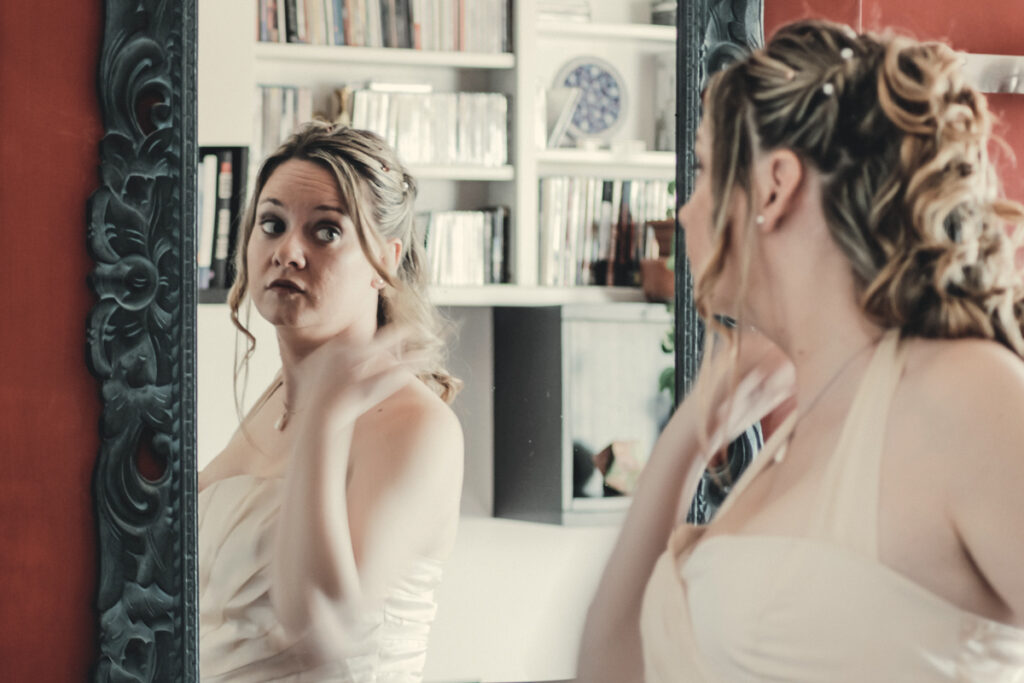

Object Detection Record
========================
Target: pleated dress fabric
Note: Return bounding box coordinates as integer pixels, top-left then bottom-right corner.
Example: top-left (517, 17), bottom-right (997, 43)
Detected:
top-left (199, 474), bottom-right (442, 682)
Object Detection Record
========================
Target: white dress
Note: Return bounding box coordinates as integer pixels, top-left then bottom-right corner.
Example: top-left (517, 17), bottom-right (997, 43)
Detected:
top-left (640, 330), bottom-right (1024, 681)
top-left (199, 473), bottom-right (443, 682)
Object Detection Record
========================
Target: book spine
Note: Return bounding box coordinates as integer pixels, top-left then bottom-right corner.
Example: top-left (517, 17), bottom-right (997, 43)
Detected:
top-left (395, 0), bottom-right (411, 49)
top-left (332, 0), bottom-right (346, 44)
top-left (258, 0), bottom-right (269, 41)
top-left (211, 153), bottom-right (234, 289)
top-left (296, 0), bottom-right (309, 42)
top-left (410, 0), bottom-right (423, 49)
top-left (197, 153), bottom-right (219, 289)
top-left (284, 0), bottom-right (301, 42)
top-left (323, 0), bottom-right (335, 44)
top-left (276, 0), bottom-right (288, 42)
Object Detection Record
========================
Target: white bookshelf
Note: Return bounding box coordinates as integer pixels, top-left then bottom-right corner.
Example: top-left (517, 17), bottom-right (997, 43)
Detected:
top-left (411, 164), bottom-right (514, 181)
top-left (253, 41), bottom-right (516, 68)
top-left (431, 284), bottom-right (646, 307)
top-left (198, 0), bottom-right (677, 297)
top-left (537, 21), bottom-right (676, 43)
top-left (536, 149), bottom-right (676, 180)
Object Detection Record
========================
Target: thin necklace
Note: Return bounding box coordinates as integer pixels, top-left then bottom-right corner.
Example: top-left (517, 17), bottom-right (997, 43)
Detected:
top-left (269, 379), bottom-right (294, 431)
top-left (774, 338), bottom-right (879, 463)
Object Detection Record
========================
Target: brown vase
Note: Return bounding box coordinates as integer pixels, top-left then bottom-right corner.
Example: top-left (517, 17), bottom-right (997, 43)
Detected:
top-left (640, 258), bottom-right (674, 303)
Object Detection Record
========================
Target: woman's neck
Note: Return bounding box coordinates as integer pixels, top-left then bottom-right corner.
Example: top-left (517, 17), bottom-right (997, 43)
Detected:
top-left (755, 234), bottom-right (884, 415)
top-left (275, 321), bottom-right (377, 410)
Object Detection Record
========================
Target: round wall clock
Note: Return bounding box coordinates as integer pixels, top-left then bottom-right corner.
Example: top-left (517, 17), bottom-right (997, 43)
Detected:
top-left (554, 56), bottom-right (628, 140)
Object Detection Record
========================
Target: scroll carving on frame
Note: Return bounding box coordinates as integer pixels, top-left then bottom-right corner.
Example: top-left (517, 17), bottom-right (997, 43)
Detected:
top-left (87, 0), bottom-right (198, 680)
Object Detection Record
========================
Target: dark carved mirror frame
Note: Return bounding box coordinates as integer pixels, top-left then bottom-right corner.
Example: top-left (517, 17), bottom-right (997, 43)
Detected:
top-left (85, 0), bottom-right (760, 679)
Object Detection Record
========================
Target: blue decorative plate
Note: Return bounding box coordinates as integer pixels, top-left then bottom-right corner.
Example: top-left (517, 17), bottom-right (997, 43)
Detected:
top-left (555, 56), bottom-right (628, 140)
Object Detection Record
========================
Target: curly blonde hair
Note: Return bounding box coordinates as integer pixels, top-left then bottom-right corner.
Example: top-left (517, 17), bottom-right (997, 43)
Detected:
top-left (698, 19), bottom-right (1024, 355)
top-left (228, 122), bottom-right (461, 403)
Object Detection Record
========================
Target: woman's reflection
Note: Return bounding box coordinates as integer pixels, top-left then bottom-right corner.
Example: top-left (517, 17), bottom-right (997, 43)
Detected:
top-left (198, 123), bottom-right (464, 682)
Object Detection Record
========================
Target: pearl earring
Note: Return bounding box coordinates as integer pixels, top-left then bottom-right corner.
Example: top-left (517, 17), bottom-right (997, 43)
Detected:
top-left (756, 215), bottom-right (766, 225)
top-left (372, 276), bottom-right (385, 289)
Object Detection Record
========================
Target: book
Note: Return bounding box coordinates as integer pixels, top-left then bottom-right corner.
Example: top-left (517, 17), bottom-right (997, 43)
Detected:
top-left (381, 0), bottom-right (396, 47)
top-left (258, 0), bottom-right (281, 41)
top-left (329, 0), bottom-right (346, 44)
top-left (284, 0), bottom-right (301, 42)
top-left (211, 153), bottom-right (235, 289)
top-left (276, 0), bottom-right (288, 42)
top-left (197, 153), bottom-right (219, 288)
top-left (394, 0), bottom-right (412, 48)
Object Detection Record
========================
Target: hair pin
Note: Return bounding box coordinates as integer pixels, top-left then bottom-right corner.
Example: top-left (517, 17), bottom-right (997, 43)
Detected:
top-left (785, 68), bottom-right (795, 81)
top-left (822, 82), bottom-right (836, 96)
top-left (840, 47), bottom-right (854, 61)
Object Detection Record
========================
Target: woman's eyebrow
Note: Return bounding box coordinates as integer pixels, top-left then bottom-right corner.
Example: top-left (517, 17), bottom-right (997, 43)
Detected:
top-left (314, 204), bottom-right (345, 213)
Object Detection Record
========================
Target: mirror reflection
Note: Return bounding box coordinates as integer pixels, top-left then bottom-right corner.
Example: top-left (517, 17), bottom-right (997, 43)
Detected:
top-left (196, 0), bottom-right (678, 680)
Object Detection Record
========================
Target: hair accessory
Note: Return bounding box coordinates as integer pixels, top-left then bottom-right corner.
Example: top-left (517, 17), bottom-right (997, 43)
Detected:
top-left (402, 180), bottom-right (410, 191)
top-left (785, 68), bottom-right (795, 81)
top-left (822, 82), bottom-right (836, 96)
top-left (840, 47), bottom-right (854, 60)
top-left (381, 163), bottom-right (390, 173)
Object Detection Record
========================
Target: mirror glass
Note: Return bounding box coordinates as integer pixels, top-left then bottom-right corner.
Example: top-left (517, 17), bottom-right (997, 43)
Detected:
top-left (195, 1), bottom-right (678, 680)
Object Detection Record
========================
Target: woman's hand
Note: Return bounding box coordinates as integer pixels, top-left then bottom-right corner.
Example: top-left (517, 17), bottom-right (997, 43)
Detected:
top-left (672, 328), bottom-right (795, 466)
top-left (289, 326), bottom-right (422, 426)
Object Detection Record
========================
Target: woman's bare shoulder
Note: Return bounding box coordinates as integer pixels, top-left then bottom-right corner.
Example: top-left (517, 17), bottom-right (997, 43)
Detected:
top-left (354, 378), bottom-right (464, 470)
top-left (901, 336), bottom-right (1024, 454)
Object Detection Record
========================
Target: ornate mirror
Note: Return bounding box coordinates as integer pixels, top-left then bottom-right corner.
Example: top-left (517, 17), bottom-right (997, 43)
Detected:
top-left (86, 0), bottom-right (762, 679)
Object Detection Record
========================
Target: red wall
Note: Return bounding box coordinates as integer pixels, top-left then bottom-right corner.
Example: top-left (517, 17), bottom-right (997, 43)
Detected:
top-left (0, 1), bottom-right (103, 680)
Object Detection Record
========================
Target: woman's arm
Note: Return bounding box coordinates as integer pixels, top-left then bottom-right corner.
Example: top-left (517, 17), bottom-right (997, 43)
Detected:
top-left (269, 336), bottom-right (463, 646)
top-left (576, 332), bottom-right (794, 682)
top-left (575, 401), bottom-right (712, 683)
top-left (936, 342), bottom-right (1024, 625)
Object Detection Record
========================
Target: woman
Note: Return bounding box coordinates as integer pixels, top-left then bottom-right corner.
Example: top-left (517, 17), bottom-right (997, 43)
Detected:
top-left (197, 123), bottom-right (464, 681)
top-left (579, 20), bottom-right (1024, 681)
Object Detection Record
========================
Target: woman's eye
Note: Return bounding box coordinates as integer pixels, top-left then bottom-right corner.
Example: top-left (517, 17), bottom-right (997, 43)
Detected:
top-left (315, 225), bottom-right (341, 242)
top-left (259, 218), bottom-right (284, 235)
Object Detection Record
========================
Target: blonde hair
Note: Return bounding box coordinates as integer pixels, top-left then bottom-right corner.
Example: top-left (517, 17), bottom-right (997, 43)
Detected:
top-left (228, 122), bottom-right (461, 404)
top-left (698, 19), bottom-right (1024, 355)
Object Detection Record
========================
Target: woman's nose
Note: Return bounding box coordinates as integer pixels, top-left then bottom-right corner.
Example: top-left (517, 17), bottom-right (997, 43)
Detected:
top-left (272, 231), bottom-right (306, 269)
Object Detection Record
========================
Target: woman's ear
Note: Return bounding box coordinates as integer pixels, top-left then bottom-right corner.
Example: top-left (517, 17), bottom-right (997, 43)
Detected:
top-left (754, 149), bottom-right (803, 233)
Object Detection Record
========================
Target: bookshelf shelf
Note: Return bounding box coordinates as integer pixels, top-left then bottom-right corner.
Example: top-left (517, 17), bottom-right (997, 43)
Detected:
top-left (537, 21), bottom-right (676, 43)
top-left (411, 164), bottom-right (514, 182)
top-left (198, 285), bottom-right (647, 308)
top-left (430, 285), bottom-right (647, 307)
top-left (254, 42), bottom-right (515, 69)
top-left (536, 149), bottom-right (676, 180)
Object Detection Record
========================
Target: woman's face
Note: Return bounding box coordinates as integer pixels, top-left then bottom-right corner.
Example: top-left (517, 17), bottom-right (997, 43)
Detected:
top-left (677, 118), bottom-right (748, 316)
top-left (678, 120), bottom-right (715, 280)
top-left (246, 159), bottom-right (388, 344)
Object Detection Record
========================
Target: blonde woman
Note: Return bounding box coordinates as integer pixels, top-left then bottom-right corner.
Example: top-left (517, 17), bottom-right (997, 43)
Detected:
top-left (579, 20), bottom-right (1024, 681)
top-left (198, 124), bottom-right (463, 681)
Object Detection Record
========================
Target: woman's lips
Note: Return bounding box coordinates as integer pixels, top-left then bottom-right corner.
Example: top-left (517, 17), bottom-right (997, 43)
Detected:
top-left (268, 279), bottom-right (305, 293)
